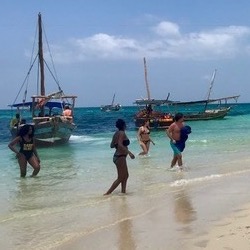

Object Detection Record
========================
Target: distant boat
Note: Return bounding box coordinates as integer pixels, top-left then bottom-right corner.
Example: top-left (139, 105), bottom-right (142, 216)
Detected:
top-left (100, 94), bottom-right (121, 112)
top-left (9, 13), bottom-right (77, 146)
top-left (171, 69), bottom-right (240, 121)
top-left (134, 60), bottom-right (240, 129)
top-left (134, 57), bottom-right (174, 129)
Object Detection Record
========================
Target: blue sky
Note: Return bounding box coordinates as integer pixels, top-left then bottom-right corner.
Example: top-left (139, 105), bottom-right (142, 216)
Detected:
top-left (1, 0), bottom-right (250, 109)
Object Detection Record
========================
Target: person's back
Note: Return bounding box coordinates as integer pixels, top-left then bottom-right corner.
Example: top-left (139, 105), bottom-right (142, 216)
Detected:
top-left (10, 114), bottom-right (20, 128)
top-left (62, 106), bottom-right (72, 117)
top-left (63, 109), bottom-right (72, 116)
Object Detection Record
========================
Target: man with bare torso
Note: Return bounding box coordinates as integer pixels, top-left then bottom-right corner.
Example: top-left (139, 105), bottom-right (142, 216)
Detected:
top-left (166, 113), bottom-right (184, 169)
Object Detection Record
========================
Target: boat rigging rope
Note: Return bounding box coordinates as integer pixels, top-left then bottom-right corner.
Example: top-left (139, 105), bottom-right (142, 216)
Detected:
top-left (11, 26), bottom-right (38, 106)
top-left (11, 55), bottom-right (38, 106)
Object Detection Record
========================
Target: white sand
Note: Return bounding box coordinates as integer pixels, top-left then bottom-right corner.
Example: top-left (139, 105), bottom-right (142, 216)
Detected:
top-left (186, 203), bottom-right (250, 250)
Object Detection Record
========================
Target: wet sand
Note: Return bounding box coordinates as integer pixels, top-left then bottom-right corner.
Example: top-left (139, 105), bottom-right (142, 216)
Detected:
top-left (186, 203), bottom-right (250, 250)
top-left (55, 169), bottom-right (250, 250)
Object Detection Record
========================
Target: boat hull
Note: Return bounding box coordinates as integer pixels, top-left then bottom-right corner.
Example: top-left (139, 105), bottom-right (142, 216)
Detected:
top-left (10, 116), bottom-right (75, 146)
top-left (100, 104), bottom-right (121, 112)
top-left (183, 108), bottom-right (230, 121)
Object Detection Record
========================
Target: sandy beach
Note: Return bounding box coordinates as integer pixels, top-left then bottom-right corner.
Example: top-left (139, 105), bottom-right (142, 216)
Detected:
top-left (55, 166), bottom-right (250, 250)
top-left (186, 203), bottom-right (250, 250)
top-left (58, 202), bottom-right (250, 250)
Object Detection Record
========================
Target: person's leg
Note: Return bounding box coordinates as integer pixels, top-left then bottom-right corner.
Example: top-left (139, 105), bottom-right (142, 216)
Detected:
top-left (170, 155), bottom-right (178, 168)
top-left (28, 155), bottom-right (40, 177)
top-left (145, 141), bottom-right (150, 154)
top-left (176, 154), bottom-right (183, 168)
top-left (104, 157), bottom-right (126, 195)
top-left (170, 142), bottom-right (181, 168)
top-left (120, 159), bottom-right (129, 193)
top-left (18, 154), bottom-right (28, 177)
top-left (139, 142), bottom-right (148, 155)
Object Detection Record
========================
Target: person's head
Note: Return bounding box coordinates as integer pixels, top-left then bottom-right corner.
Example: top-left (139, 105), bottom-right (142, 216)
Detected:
top-left (142, 119), bottom-right (150, 127)
top-left (174, 113), bottom-right (184, 122)
top-left (18, 124), bottom-right (35, 137)
top-left (15, 113), bottom-right (20, 119)
top-left (116, 119), bottom-right (126, 131)
top-left (64, 105), bottom-right (70, 110)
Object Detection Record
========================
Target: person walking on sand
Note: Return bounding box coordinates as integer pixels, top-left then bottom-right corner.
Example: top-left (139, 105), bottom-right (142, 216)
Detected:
top-left (8, 124), bottom-right (41, 177)
top-left (104, 119), bottom-right (135, 195)
top-left (166, 113), bottom-right (185, 170)
top-left (137, 120), bottom-right (155, 155)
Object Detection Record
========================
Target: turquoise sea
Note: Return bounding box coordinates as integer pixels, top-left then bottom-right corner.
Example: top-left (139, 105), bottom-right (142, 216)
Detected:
top-left (0, 104), bottom-right (250, 249)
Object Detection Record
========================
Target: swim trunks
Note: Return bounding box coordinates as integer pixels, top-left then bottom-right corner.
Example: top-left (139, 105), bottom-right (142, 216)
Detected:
top-left (170, 141), bottom-right (181, 156)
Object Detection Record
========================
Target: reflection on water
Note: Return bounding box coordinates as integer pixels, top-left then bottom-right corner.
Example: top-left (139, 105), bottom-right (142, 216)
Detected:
top-left (172, 173), bottom-right (197, 234)
top-left (174, 189), bottom-right (196, 224)
top-left (4, 147), bottom-right (78, 250)
top-left (110, 196), bottom-right (136, 250)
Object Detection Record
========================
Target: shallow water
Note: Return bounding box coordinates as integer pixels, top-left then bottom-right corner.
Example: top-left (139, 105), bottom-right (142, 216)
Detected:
top-left (0, 104), bottom-right (250, 249)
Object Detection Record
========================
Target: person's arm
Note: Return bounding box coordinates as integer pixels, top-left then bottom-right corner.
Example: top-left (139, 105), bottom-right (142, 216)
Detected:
top-left (33, 143), bottom-right (40, 163)
top-left (116, 131), bottom-right (128, 151)
top-left (10, 119), bottom-right (14, 127)
top-left (128, 150), bottom-right (135, 159)
top-left (120, 132), bottom-right (135, 159)
top-left (137, 127), bottom-right (142, 143)
top-left (110, 132), bottom-right (117, 148)
top-left (150, 137), bottom-right (155, 145)
top-left (8, 136), bottom-right (21, 157)
top-left (166, 124), bottom-right (176, 143)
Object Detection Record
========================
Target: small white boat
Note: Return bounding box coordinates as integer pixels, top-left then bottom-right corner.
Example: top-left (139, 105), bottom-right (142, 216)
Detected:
top-left (100, 94), bottom-right (121, 112)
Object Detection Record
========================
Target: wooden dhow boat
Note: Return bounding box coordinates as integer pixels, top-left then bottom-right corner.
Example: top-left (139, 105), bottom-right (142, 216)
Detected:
top-left (134, 57), bottom-right (174, 129)
top-left (9, 13), bottom-right (77, 146)
top-left (170, 70), bottom-right (240, 121)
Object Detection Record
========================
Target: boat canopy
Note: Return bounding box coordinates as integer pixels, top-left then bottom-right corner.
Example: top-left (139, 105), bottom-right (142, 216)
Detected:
top-left (9, 101), bottom-right (69, 109)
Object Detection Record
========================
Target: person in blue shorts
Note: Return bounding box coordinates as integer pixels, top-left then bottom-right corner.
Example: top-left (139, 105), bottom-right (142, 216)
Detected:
top-left (166, 113), bottom-right (185, 170)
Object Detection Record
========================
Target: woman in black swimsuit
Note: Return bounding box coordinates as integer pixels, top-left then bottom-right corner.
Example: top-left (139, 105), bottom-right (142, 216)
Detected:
top-left (137, 120), bottom-right (155, 155)
top-left (8, 124), bottom-right (40, 177)
top-left (104, 119), bottom-right (135, 195)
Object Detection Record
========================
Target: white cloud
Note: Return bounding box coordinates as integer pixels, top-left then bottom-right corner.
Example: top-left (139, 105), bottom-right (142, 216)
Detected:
top-left (50, 22), bottom-right (250, 63)
top-left (152, 21), bottom-right (181, 37)
top-left (75, 33), bottom-right (141, 58)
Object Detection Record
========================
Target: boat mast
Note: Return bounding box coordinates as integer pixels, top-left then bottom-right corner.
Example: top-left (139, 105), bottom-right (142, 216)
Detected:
top-left (206, 69), bottom-right (217, 101)
top-left (38, 13), bottom-right (45, 97)
top-left (204, 69), bottom-right (217, 111)
top-left (143, 57), bottom-right (151, 100)
top-left (111, 93), bottom-right (115, 106)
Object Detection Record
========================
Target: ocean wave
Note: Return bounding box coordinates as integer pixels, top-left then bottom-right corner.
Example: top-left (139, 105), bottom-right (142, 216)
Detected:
top-left (69, 135), bottom-right (107, 143)
top-left (189, 139), bottom-right (207, 143)
top-left (170, 169), bottom-right (250, 187)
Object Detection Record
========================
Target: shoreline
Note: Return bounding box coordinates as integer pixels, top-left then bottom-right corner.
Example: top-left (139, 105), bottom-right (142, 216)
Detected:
top-left (54, 169), bottom-right (250, 250)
